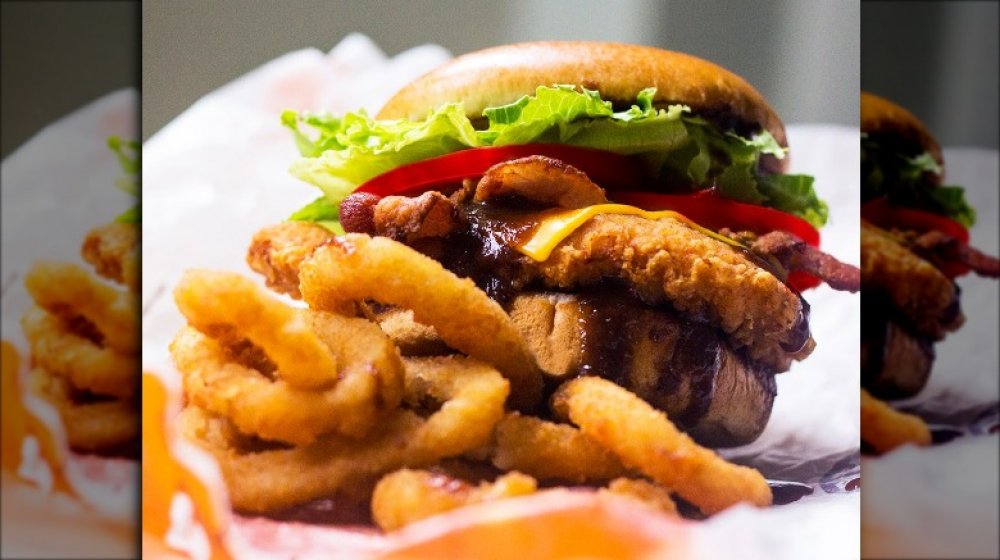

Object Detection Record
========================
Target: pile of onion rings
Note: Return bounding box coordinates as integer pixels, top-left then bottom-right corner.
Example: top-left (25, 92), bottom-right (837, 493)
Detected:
top-left (20, 223), bottom-right (139, 456)
top-left (167, 229), bottom-right (775, 529)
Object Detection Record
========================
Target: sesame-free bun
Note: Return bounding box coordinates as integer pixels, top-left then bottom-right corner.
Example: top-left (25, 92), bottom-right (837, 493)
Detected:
top-left (861, 92), bottom-right (943, 167)
top-left (378, 42), bottom-right (787, 152)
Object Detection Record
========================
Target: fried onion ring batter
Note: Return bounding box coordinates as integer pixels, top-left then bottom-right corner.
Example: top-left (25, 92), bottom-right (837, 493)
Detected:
top-left (171, 319), bottom-right (400, 446)
top-left (21, 306), bottom-right (137, 400)
top-left (552, 376), bottom-right (772, 515)
top-left (24, 261), bottom-right (137, 354)
top-left (27, 368), bottom-right (138, 453)
top-left (299, 234), bottom-right (543, 409)
top-left (175, 270), bottom-right (343, 391)
top-left (600, 478), bottom-right (679, 517)
top-left (491, 413), bottom-right (629, 482)
top-left (860, 389), bottom-right (931, 454)
top-left (178, 356), bottom-right (508, 513)
top-left (371, 468), bottom-right (537, 531)
top-left (82, 221), bottom-right (139, 291)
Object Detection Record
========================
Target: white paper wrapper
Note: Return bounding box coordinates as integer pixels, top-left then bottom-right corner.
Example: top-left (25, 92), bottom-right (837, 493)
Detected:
top-left (141, 35), bottom-right (860, 559)
top-left (1, 89), bottom-right (138, 557)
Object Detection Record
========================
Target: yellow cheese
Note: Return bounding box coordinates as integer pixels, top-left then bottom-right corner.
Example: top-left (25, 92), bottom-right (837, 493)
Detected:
top-left (517, 204), bottom-right (741, 261)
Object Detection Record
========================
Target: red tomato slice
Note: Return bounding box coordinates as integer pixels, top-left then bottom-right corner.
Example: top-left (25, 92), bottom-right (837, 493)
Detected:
top-left (610, 190), bottom-right (822, 291)
top-left (610, 190), bottom-right (821, 247)
top-left (861, 197), bottom-right (971, 278)
top-left (357, 147), bottom-right (825, 291)
top-left (356, 145), bottom-right (648, 196)
top-left (861, 197), bottom-right (969, 243)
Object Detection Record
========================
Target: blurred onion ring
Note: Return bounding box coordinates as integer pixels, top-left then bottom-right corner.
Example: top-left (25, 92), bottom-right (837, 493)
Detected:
top-left (600, 478), bottom-right (678, 517)
top-left (860, 389), bottom-right (931, 454)
top-left (27, 367), bottom-right (138, 453)
top-left (298, 234), bottom-right (543, 409)
top-left (552, 377), bottom-right (772, 515)
top-left (24, 261), bottom-right (137, 354)
top-left (178, 355), bottom-right (508, 513)
top-left (175, 270), bottom-right (342, 391)
top-left (371, 468), bottom-right (537, 531)
top-left (491, 413), bottom-right (629, 483)
top-left (82, 221), bottom-right (139, 292)
top-left (20, 306), bottom-right (137, 400)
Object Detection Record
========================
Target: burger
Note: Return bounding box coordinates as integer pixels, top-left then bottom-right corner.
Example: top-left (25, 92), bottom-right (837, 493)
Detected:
top-left (256, 41), bottom-right (860, 447)
top-left (860, 92), bottom-right (998, 401)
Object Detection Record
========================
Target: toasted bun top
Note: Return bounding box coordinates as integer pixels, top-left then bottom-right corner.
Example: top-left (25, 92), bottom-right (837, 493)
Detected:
top-left (861, 92), bottom-right (942, 166)
top-left (378, 42), bottom-right (787, 153)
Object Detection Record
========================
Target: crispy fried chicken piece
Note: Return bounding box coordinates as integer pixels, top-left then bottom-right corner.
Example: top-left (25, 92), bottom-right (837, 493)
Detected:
top-left (861, 221), bottom-right (963, 340)
top-left (81, 222), bottom-right (138, 290)
top-left (246, 222), bottom-right (334, 298)
top-left (474, 156), bottom-right (608, 209)
top-left (749, 231), bottom-right (861, 292)
top-left (531, 213), bottom-right (813, 369)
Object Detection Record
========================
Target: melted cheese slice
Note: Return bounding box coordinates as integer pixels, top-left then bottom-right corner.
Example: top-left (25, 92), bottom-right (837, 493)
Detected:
top-left (517, 204), bottom-right (741, 261)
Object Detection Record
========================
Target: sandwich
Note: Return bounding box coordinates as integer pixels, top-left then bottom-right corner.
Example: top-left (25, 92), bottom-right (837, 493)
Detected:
top-left (860, 92), bottom-right (998, 404)
top-left (151, 43), bottom-right (866, 559)
top-left (256, 42), bottom-right (860, 447)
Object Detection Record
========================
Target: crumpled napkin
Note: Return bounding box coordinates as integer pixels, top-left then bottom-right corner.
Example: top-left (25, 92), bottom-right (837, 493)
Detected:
top-left (141, 34), bottom-right (861, 559)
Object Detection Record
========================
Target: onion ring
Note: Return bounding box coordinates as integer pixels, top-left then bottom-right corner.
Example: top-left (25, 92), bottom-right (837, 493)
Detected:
top-left (178, 355), bottom-right (508, 513)
top-left (175, 270), bottom-right (342, 390)
top-left (24, 261), bottom-right (137, 354)
top-left (552, 376), bottom-right (772, 515)
top-left (600, 478), bottom-right (678, 517)
top-left (171, 269), bottom-right (405, 445)
top-left (371, 468), bottom-right (537, 531)
top-left (20, 306), bottom-right (137, 400)
top-left (171, 321), bottom-right (398, 446)
top-left (860, 389), bottom-right (931, 454)
top-left (491, 413), bottom-right (629, 482)
top-left (81, 221), bottom-right (139, 292)
top-left (299, 233), bottom-right (542, 409)
top-left (27, 367), bottom-right (138, 453)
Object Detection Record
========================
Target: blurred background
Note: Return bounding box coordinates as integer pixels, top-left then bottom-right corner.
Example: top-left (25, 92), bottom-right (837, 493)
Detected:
top-left (1, 1), bottom-right (137, 158)
top-left (863, 1), bottom-right (999, 148)
top-left (142, 0), bottom-right (859, 139)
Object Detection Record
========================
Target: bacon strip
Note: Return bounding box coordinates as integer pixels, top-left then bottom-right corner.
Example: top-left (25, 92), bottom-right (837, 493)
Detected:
top-left (749, 231), bottom-right (861, 292)
top-left (909, 230), bottom-right (1000, 278)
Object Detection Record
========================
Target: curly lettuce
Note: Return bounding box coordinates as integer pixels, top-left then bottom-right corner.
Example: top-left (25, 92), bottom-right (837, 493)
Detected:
top-left (861, 135), bottom-right (975, 227)
top-left (284, 86), bottom-right (828, 230)
top-left (107, 136), bottom-right (140, 224)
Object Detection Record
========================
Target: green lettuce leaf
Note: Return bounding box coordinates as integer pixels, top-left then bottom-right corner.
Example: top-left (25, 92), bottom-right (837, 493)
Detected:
top-left (285, 104), bottom-right (481, 205)
top-left (114, 205), bottom-right (140, 224)
top-left (928, 185), bottom-right (976, 228)
top-left (288, 196), bottom-right (345, 234)
top-left (862, 138), bottom-right (975, 226)
top-left (285, 86), bottom-right (828, 229)
top-left (108, 136), bottom-right (140, 223)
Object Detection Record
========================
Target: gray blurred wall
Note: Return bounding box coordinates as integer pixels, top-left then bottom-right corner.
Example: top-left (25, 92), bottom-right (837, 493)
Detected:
top-left (142, 0), bottom-right (859, 139)
top-left (863, 1), bottom-right (999, 148)
top-left (1, 1), bottom-right (137, 158)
